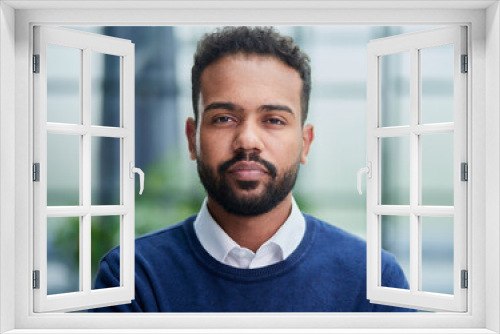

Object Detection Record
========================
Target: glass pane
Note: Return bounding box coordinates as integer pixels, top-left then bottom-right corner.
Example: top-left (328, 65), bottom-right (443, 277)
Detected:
top-left (91, 216), bottom-right (121, 289)
top-left (421, 44), bottom-right (454, 124)
top-left (47, 44), bottom-right (81, 124)
top-left (47, 133), bottom-right (80, 206)
top-left (47, 217), bottom-right (80, 295)
top-left (381, 215), bottom-right (410, 290)
top-left (421, 133), bottom-right (454, 206)
top-left (92, 52), bottom-right (121, 127)
top-left (92, 137), bottom-right (121, 206)
top-left (380, 51), bottom-right (410, 127)
top-left (381, 136), bottom-right (410, 205)
top-left (421, 217), bottom-right (454, 294)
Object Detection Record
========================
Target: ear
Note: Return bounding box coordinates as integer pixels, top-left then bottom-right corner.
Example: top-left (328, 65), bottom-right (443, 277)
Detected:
top-left (185, 117), bottom-right (197, 161)
top-left (300, 124), bottom-right (314, 165)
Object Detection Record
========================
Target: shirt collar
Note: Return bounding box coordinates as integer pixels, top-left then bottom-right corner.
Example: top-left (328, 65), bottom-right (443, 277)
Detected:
top-left (193, 197), bottom-right (306, 263)
top-left (266, 197), bottom-right (306, 259)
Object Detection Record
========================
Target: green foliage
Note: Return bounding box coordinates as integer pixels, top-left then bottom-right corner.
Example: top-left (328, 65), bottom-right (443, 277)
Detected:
top-left (48, 216), bottom-right (79, 271)
top-left (90, 216), bottom-right (120, 280)
top-left (134, 150), bottom-right (205, 237)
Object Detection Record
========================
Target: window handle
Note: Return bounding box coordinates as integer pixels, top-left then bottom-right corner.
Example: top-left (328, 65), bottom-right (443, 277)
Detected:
top-left (129, 161), bottom-right (144, 195)
top-left (357, 161), bottom-right (372, 195)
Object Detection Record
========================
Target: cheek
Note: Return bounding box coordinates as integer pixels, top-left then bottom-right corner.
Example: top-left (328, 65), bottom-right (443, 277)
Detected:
top-left (266, 135), bottom-right (303, 167)
top-left (198, 130), bottom-right (231, 163)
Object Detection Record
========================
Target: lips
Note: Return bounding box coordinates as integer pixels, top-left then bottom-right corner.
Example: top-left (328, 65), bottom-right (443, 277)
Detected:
top-left (227, 162), bottom-right (269, 180)
top-left (218, 152), bottom-right (278, 179)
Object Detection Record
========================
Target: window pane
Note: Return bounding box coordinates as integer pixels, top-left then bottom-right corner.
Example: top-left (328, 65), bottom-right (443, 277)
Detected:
top-left (381, 215), bottom-right (410, 290)
top-left (381, 136), bottom-right (410, 205)
top-left (47, 44), bottom-right (81, 124)
top-left (92, 137), bottom-right (121, 206)
top-left (380, 51), bottom-right (410, 127)
top-left (47, 133), bottom-right (80, 206)
top-left (91, 216), bottom-right (121, 289)
top-left (47, 217), bottom-right (80, 295)
top-left (92, 52), bottom-right (121, 127)
top-left (421, 133), bottom-right (454, 206)
top-left (421, 44), bottom-right (454, 124)
top-left (421, 216), bottom-right (454, 294)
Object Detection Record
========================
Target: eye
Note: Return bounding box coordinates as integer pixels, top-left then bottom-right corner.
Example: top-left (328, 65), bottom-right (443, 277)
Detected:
top-left (265, 118), bottom-right (286, 126)
top-left (212, 116), bottom-right (234, 124)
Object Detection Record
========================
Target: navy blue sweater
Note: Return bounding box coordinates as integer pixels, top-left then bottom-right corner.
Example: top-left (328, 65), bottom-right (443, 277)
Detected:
top-left (91, 214), bottom-right (414, 312)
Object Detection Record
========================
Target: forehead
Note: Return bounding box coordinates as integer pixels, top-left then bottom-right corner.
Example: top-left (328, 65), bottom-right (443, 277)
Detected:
top-left (201, 53), bottom-right (299, 81)
top-left (199, 54), bottom-right (302, 110)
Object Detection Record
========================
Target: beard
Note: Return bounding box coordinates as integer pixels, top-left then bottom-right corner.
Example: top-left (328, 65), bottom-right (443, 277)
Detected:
top-left (197, 151), bottom-right (300, 217)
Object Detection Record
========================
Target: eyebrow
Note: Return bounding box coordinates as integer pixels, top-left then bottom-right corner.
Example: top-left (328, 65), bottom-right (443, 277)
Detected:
top-left (204, 102), bottom-right (240, 113)
top-left (204, 102), bottom-right (295, 117)
top-left (259, 104), bottom-right (294, 116)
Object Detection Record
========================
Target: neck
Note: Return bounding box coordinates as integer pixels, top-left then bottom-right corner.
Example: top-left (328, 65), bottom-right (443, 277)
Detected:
top-left (206, 194), bottom-right (293, 253)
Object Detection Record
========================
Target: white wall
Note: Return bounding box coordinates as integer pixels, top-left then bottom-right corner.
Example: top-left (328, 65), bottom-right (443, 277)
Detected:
top-left (486, 2), bottom-right (500, 333)
top-left (0, 2), bottom-right (16, 333)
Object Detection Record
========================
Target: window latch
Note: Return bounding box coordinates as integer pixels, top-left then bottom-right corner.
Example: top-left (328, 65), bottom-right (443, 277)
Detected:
top-left (129, 161), bottom-right (144, 195)
top-left (357, 161), bottom-right (372, 195)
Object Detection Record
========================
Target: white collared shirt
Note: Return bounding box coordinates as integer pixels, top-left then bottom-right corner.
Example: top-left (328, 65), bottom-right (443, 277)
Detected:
top-left (193, 197), bottom-right (306, 269)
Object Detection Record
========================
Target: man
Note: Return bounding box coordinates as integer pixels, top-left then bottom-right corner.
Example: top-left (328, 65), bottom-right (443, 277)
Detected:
top-left (92, 26), bottom-right (413, 312)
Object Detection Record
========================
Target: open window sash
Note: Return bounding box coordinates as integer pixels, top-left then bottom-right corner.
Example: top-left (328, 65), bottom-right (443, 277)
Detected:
top-left (33, 26), bottom-right (136, 312)
top-left (366, 26), bottom-right (467, 312)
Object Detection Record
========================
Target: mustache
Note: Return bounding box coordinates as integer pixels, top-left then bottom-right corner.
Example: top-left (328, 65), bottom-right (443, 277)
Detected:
top-left (218, 152), bottom-right (277, 179)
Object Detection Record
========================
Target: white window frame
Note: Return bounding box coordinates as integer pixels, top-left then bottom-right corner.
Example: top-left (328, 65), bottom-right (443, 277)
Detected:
top-left (0, 1), bottom-right (498, 333)
top-left (366, 26), bottom-right (468, 312)
top-left (33, 26), bottom-right (136, 313)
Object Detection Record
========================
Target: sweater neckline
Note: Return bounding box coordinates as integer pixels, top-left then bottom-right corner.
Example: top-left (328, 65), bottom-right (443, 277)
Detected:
top-left (183, 214), bottom-right (316, 282)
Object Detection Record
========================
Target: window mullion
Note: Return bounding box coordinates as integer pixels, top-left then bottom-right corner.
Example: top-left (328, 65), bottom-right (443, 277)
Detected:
top-left (122, 50), bottom-right (135, 292)
top-left (409, 47), bottom-right (420, 295)
top-left (119, 55), bottom-right (125, 286)
top-left (82, 47), bottom-right (92, 294)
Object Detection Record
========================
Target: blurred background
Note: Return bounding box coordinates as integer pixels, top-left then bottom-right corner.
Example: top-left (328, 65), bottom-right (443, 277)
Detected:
top-left (45, 26), bottom-right (454, 306)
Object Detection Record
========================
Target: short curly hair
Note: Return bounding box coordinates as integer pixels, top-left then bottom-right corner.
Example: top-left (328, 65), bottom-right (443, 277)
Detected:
top-left (191, 26), bottom-right (311, 126)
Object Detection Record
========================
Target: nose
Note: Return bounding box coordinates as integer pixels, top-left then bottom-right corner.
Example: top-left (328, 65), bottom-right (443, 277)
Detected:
top-left (232, 120), bottom-right (264, 153)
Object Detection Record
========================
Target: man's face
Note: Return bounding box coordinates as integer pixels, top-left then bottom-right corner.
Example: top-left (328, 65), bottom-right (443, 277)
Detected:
top-left (186, 53), bottom-right (314, 216)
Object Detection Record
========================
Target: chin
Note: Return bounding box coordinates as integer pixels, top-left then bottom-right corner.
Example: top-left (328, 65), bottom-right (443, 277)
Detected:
top-left (233, 180), bottom-right (264, 192)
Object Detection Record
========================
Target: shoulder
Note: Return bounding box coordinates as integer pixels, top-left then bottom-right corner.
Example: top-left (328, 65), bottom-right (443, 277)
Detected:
top-left (104, 215), bottom-right (197, 263)
top-left (302, 213), bottom-right (367, 280)
top-left (134, 215), bottom-right (196, 255)
top-left (304, 213), bottom-right (366, 254)
top-left (303, 214), bottom-right (410, 306)
top-left (135, 217), bottom-right (192, 244)
top-left (303, 213), bottom-right (399, 272)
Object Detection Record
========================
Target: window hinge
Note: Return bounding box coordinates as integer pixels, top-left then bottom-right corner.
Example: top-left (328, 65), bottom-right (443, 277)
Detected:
top-left (461, 270), bottom-right (468, 289)
top-left (461, 162), bottom-right (468, 181)
top-left (33, 163), bottom-right (40, 182)
top-left (461, 54), bottom-right (468, 73)
top-left (33, 54), bottom-right (40, 73)
top-left (33, 270), bottom-right (40, 289)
